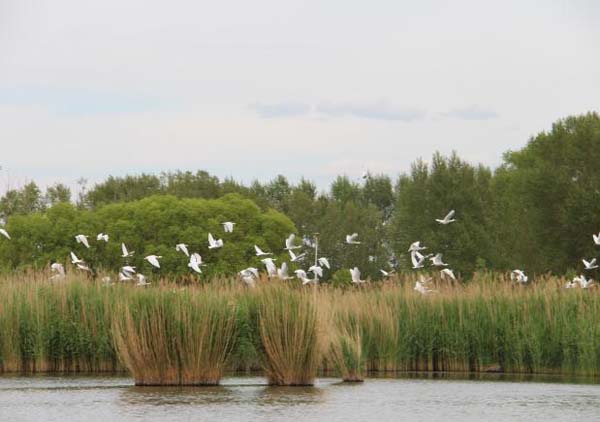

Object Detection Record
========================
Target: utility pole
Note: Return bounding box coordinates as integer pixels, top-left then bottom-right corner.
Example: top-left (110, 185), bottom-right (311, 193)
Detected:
top-left (313, 232), bottom-right (319, 282)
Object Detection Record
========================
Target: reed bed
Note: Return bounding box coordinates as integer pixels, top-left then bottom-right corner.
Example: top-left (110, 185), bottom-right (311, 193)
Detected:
top-left (0, 272), bottom-right (599, 382)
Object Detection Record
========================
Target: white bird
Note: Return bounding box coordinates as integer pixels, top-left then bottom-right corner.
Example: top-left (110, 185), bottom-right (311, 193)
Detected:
top-left (188, 253), bottom-right (204, 274)
top-left (294, 269), bottom-right (313, 285)
top-left (277, 262), bottom-right (293, 280)
top-left (408, 241), bottom-right (426, 252)
top-left (254, 245), bottom-right (272, 256)
top-left (583, 258), bottom-right (598, 270)
top-left (511, 269), bottom-right (528, 284)
top-left (75, 234), bottom-right (90, 248)
top-left (318, 257), bottom-right (331, 269)
top-left (575, 274), bottom-right (594, 289)
top-left (368, 255), bottom-right (376, 263)
top-left (121, 243), bottom-right (134, 258)
top-left (119, 271), bottom-right (133, 282)
top-left (96, 233), bottom-right (109, 242)
top-left (440, 268), bottom-right (456, 281)
top-left (145, 255), bottom-right (162, 269)
top-left (70, 251), bottom-right (84, 265)
top-left (76, 263), bottom-right (91, 272)
top-left (101, 276), bottom-right (114, 285)
top-left (414, 276), bottom-right (434, 295)
top-left (50, 263), bottom-right (65, 279)
top-left (350, 267), bottom-right (365, 284)
top-left (239, 267), bottom-right (259, 287)
top-left (284, 234), bottom-right (301, 250)
top-left (136, 274), bottom-right (150, 286)
top-left (380, 269), bottom-right (394, 278)
top-left (302, 236), bottom-right (316, 248)
top-left (411, 251), bottom-right (426, 269)
top-left (121, 266), bottom-right (136, 276)
top-left (308, 265), bottom-right (323, 278)
top-left (208, 233), bottom-right (224, 249)
top-left (346, 233), bottom-right (361, 245)
top-left (0, 228), bottom-right (11, 239)
top-left (436, 210), bottom-right (456, 225)
top-left (288, 249), bottom-right (306, 262)
top-left (430, 253), bottom-right (448, 267)
top-left (565, 279), bottom-right (578, 289)
top-left (264, 260), bottom-right (277, 278)
top-left (222, 221), bottom-right (236, 233)
top-left (175, 243), bottom-right (190, 257)
top-left (594, 232), bottom-right (600, 246)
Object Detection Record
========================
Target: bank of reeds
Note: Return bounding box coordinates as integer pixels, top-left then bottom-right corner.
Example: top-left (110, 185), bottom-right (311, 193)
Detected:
top-left (0, 272), bottom-right (599, 381)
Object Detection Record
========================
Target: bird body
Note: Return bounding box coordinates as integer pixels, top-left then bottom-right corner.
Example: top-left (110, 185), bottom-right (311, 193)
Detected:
top-left (254, 245), bottom-right (272, 256)
top-left (136, 274), bottom-right (150, 286)
top-left (121, 243), bottom-right (134, 258)
top-left (188, 253), bottom-right (204, 274)
top-left (145, 255), bottom-right (162, 268)
top-left (594, 232), bottom-right (600, 245)
top-left (414, 276), bottom-right (434, 295)
top-left (208, 233), bottom-right (224, 249)
top-left (75, 234), bottom-right (90, 249)
top-left (277, 262), bottom-right (292, 280)
top-left (175, 243), bottom-right (190, 257)
top-left (222, 222), bottom-right (236, 233)
top-left (318, 257), bottom-right (331, 269)
top-left (288, 249), bottom-right (306, 262)
top-left (284, 234), bottom-right (301, 250)
top-left (50, 262), bottom-right (65, 279)
top-left (411, 251), bottom-right (426, 269)
top-left (294, 269), bottom-right (313, 285)
top-left (350, 267), bottom-right (364, 284)
top-left (96, 233), bottom-right (109, 242)
top-left (308, 265), bottom-right (323, 278)
top-left (440, 268), bottom-right (456, 281)
top-left (346, 233), bottom-right (361, 244)
top-left (511, 269), bottom-right (528, 284)
top-left (430, 253), bottom-right (448, 267)
top-left (436, 210), bottom-right (456, 225)
top-left (70, 251), bottom-right (84, 265)
top-left (408, 241), bottom-right (426, 252)
top-left (583, 258), bottom-right (598, 270)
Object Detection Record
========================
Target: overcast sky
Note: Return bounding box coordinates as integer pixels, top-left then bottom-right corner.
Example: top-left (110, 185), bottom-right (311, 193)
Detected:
top-left (1, 0), bottom-right (599, 194)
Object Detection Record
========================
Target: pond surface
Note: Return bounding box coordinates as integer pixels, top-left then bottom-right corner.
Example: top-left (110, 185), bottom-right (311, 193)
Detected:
top-left (0, 374), bottom-right (599, 421)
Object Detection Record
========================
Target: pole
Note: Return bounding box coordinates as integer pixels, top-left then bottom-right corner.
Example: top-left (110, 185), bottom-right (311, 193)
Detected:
top-left (313, 232), bottom-right (319, 282)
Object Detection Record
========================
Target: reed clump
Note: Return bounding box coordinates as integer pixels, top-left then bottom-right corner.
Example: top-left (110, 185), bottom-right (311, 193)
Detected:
top-left (112, 287), bottom-right (238, 386)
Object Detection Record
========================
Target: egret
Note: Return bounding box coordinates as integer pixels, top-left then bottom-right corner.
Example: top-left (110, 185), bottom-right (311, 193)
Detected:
top-left (0, 228), bottom-right (10, 239)
top-left (75, 234), bottom-right (90, 249)
top-left (346, 233), bottom-right (361, 245)
top-left (430, 253), bottom-right (448, 267)
top-left (175, 243), bottom-right (190, 257)
top-left (318, 257), bottom-right (331, 269)
top-left (96, 233), bottom-right (109, 242)
top-left (308, 265), bottom-right (323, 278)
top-left (145, 255), bottom-right (162, 269)
top-left (288, 249), bottom-right (306, 262)
top-left (121, 243), bottom-right (134, 258)
top-left (254, 245), bottom-right (272, 256)
top-left (294, 269), bottom-right (313, 285)
top-left (411, 250), bottom-right (426, 269)
top-left (277, 262), bottom-right (293, 280)
top-left (350, 267), bottom-right (365, 284)
top-left (511, 269), bottom-right (528, 284)
top-left (436, 210), bottom-right (456, 225)
top-left (208, 233), bottom-right (224, 249)
top-left (408, 241), bottom-right (426, 252)
top-left (284, 234), bottom-right (301, 250)
top-left (440, 268), bottom-right (456, 281)
top-left (583, 258), bottom-right (598, 270)
top-left (222, 222), bottom-right (236, 233)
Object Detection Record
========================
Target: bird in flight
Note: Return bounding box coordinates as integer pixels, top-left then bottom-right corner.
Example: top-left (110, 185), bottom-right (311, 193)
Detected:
top-left (222, 222), bottom-right (236, 233)
top-left (254, 245), bottom-right (272, 256)
top-left (145, 255), bottom-right (162, 269)
top-left (75, 234), bottom-right (90, 249)
top-left (436, 210), bottom-right (456, 225)
top-left (346, 233), bottom-right (361, 245)
top-left (208, 233), bottom-right (224, 249)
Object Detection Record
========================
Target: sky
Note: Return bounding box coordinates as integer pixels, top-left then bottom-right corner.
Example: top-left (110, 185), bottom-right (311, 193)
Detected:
top-left (1, 0), bottom-right (599, 194)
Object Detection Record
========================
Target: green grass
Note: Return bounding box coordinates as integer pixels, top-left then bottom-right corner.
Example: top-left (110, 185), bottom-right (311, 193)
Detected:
top-left (0, 272), bottom-right (599, 382)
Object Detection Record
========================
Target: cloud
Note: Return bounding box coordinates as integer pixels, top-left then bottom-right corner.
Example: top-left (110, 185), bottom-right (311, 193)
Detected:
top-left (248, 102), bottom-right (311, 118)
top-left (315, 100), bottom-right (426, 122)
top-left (443, 105), bottom-right (499, 120)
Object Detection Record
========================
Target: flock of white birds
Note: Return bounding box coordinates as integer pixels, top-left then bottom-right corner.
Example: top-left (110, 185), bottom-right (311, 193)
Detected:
top-left (0, 209), bottom-right (597, 292)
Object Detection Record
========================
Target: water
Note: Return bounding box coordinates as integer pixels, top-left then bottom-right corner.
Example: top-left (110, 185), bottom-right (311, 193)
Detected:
top-left (1, 374), bottom-right (599, 422)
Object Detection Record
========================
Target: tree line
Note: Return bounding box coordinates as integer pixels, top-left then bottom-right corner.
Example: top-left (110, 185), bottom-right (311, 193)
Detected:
top-left (1, 112), bottom-right (599, 279)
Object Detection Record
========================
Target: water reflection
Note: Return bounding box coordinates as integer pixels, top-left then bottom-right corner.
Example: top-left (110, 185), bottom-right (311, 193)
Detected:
top-left (120, 385), bottom-right (234, 407)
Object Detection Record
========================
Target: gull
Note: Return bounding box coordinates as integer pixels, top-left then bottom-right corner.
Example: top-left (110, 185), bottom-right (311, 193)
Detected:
top-left (350, 267), bottom-right (365, 284)
top-left (76, 263), bottom-right (91, 272)
top-left (414, 276), bottom-right (434, 295)
top-left (136, 274), bottom-right (150, 287)
top-left (75, 234), bottom-right (90, 248)
top-left (175, 243), bottom-right (190, 257)
top-left (222, 222), bottom-right (236, 233)
top-left (145, 255), bottom-right (162, 269)
top-left (277, 262), bottom-right (293, 280)
top-left (318, 257), bottom-right (331, 269)
top-left (284, 234), bottom-right (301, 250)
top-left (408, 241), bottom-right (426, 252)
top-left (50, 263), bottom-right (65, 280)
top-left (289, 249), bottom-right (306, 262)
top-left (121, 266), bottom-right (136, 277)
top-left (208, 233), bottom-right (224, 249)
top-left (302, 236), bottom-right (316, 248)
top-left (575, 275), bottom-right (594, 289)
top-left (411, 251), bottom-right (426, 269)
top-left (264, 260), bottom-right (277, 278)
top-left (0, 228), bottom-right (10, 239)
top-left (511, 269), bottom-right (528, 284)
top-left (436, 210), bottom-right (456, 225)
top-left (121, 243), bottom-right (134, 258)
top-left (294, 269), bottom-right (313, 285)
top-left (240, 267), bottom-right (260, 279)
top-left (583, 258), bottom-right (598, 270)
top-left (70, 251), bottom-right (84, 265)
top-left (254, 245), bottom-right (272, 256)
top-left (440, 268), bottom-right (456, 281)
top-left (346, 233), bottom-right (361, 245)
top-left (594, 232), bottom-right (600, 245)
top-left (429, 253), bottom-right (448, 267)
top-left (308, 265), bottom-right (323, 278)
top-left (96, 233), bottom-right (109, 242)
top-left (565, 279), bottom-right (578, 289)
top-left (119, 271), bottom-right (133, 282)
top-left (380, 269), bottom-right (394, 278)
top-left (188, 253), bottom-right (204, 274)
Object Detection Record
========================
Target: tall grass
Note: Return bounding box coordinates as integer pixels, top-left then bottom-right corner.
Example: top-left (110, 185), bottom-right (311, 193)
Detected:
top-left (0, 272), bottom-right (599, 381)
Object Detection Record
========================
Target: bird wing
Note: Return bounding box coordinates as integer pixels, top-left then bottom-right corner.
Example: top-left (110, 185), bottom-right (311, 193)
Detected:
top-left (208, 233), bottom-right (216, 245)
top-left (255, 245), bottom-right (264, 255)
top-left (121, 243), bottom-right (128, 256)
top-left (318, 257), bottom-right (330, 269)
top-left (445, 210), bottom-right (455, 220)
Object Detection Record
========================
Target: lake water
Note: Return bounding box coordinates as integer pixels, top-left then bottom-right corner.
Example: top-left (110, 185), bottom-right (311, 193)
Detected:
top-left (1, 374), bottom-right (599, 421)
